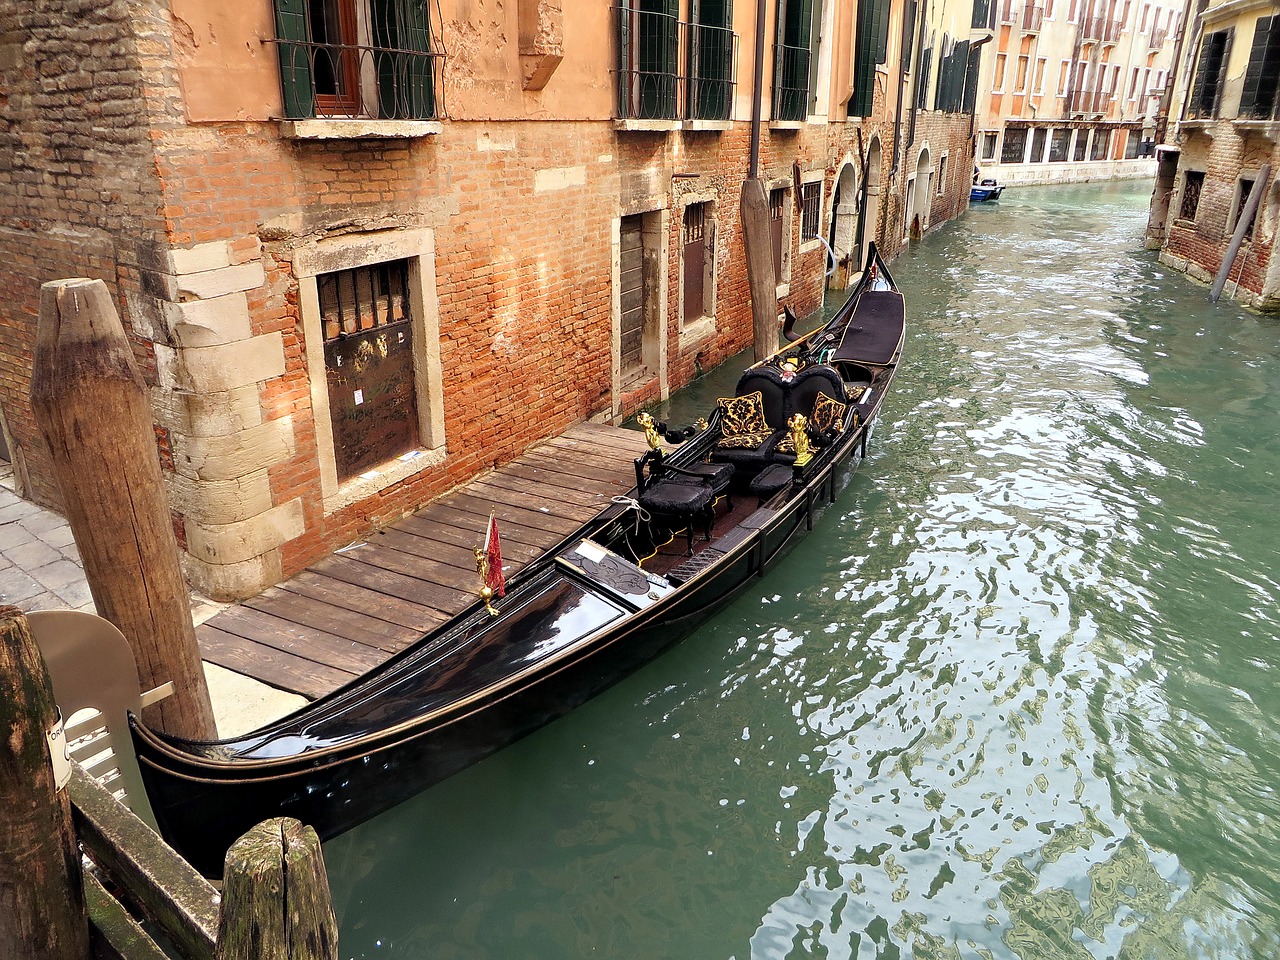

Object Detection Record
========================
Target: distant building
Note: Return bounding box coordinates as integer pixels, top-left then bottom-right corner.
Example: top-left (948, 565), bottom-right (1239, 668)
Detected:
top-left (969, 0), bottom-right (1184, 184)
top-left (0, 0), bottom-right (981, 600)
top-left (1147, 0), bottom-right (1280, 311)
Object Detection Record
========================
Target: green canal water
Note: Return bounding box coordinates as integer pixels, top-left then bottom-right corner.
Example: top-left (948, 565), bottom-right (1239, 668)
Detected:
top-left (325, 182), bottom-right (1280, 959)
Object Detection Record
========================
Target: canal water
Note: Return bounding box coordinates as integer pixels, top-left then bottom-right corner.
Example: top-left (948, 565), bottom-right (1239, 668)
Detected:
top-left (325, 181), bottom-right (1280, 959)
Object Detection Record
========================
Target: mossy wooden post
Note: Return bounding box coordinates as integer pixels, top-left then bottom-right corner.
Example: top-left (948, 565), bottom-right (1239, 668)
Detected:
top-left (216, 818), bottom-right (338, 960)
top-left (740, 177), bottom-right (779, 362)
top-left (30, 278), bottom-right (217, 740)
top-left (0, 605), bottom-right (91, 960)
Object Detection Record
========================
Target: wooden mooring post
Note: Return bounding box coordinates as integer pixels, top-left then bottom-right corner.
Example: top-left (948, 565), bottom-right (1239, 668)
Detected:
top-left (0, 604), bottom-right (91, 960)
top-left (30, 277), bottom-right (216, 740)
top-left (2, 603), bottom-right (338, 959)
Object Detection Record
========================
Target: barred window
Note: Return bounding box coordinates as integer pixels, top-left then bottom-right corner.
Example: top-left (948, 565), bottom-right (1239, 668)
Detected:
top-left (273, 0), bottom-right (441, 120)
top-left (800, 182), bottom-right (822, 240)
top-left (1179, 171), bottom-right (1205, 221)
top-left (320, 260), bottom-right (419, 481)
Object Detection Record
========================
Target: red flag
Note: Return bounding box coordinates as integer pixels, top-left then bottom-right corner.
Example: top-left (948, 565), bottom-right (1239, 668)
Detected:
top-left (484, 513), bottom-right (506, 598)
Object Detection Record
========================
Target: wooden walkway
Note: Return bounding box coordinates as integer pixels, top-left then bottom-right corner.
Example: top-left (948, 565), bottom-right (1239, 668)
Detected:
top-left (197, 423), bottom-right (649, 699)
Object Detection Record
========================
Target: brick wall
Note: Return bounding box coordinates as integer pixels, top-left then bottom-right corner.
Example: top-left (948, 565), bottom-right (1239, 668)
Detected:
top-left (2, 7), bottom-right (977, 597)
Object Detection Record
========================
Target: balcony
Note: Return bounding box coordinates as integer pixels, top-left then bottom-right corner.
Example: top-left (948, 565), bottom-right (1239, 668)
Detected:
top-left (1067, 89), bottom-right (1113, 114)
top-left (1148, 27), bottom-right (1168, 49)
top-left (1021, 3), bottom-right (1044, 32)
top-left (998, 0), bottom-right (1019, 25)
top-left (615, 7), bottom-right (738, 123)
top-left (1082, 17), bottom-right (1123, 43)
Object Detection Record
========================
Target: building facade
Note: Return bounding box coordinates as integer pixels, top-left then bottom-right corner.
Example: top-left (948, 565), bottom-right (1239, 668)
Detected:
top-left (1147, 0), bottom-right (1280, 311)
top-left (1, 0), bottom-right (981, 600)
top-left (969, 0), bottom-right (1184, 184)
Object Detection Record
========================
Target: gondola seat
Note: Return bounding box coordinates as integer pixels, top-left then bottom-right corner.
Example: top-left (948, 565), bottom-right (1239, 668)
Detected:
top-left (634, 449), bottom-right (717, 555)
top-left (749, 463), bottom-right (793, 503)
top-left (711, 364), bottom-right (851, 471)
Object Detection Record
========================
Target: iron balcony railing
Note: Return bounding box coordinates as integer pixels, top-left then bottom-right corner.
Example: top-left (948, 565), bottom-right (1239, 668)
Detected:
top-left (1067, 88), bottom-right (1112, 113)
top-left (772, 40), bottom-right (811, 121)
top-left (614, 6), bottom-right (739, 122)
top-left (269, 37), bottom-right (444, 120)
top-left (1148, 26), bottom-right (1168, 49)
top-left (1021, 3), bottom-right (1045, 32)
top-left (998, 0), bottom-right (1019, 25)
top-left (1082, 16), bottom-right (1123, 43)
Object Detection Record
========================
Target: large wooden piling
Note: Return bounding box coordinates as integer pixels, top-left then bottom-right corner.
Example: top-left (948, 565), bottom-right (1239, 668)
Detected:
top-left (740, 177), bottom-right (779, 362)
top-left (0, 605), bottom-right (91, 960)
top-left (30, 278), bottom-right (216, 740)
top-left (216, 818), bottom-right (338, 960)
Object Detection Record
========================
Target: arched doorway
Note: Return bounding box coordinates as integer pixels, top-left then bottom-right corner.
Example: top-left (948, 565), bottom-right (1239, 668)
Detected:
top-left (828, 161), bottom-right (860, 289)
top-left (905, 146), bottom-right (932, 240)
top-left (862, 136), bottom-right (883, 269)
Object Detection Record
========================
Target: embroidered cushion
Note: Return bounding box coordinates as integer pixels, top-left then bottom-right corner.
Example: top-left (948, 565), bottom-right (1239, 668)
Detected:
top-left (717, 390), bottom-right (769, 438)
top-left (810, 392), bottom-right (848, 433)
top-left (717, 430), bottom-right (773, 450)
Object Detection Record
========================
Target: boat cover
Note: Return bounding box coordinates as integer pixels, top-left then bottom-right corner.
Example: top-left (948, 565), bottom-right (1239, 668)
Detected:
top-left (831, 290), bottom-right (905, 365)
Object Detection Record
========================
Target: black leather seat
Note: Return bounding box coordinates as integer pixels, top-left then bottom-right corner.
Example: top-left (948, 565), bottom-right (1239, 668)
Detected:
top-left (633, 449), bottom-right (718, 554)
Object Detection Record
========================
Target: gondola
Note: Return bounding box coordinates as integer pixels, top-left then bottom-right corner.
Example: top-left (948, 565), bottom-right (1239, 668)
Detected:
top-left (131, 244), bottom-right (907, 877)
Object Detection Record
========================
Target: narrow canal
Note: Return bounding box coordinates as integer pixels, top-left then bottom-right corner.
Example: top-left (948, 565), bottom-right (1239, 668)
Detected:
top-left (326, 181), bottom-right (1280, 959)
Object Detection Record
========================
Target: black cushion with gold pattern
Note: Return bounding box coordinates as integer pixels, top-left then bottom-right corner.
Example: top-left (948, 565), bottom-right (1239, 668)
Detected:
top-left (810, 392), bottom-right (848, 433)
top-left (717, 390), bottom-right (769, 439)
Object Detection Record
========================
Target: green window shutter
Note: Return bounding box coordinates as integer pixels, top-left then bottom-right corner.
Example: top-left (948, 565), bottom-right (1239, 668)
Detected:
top-left (1240, 16), bottom-right (1280, 119)
top-left (849, 0), bottom-right (881, 117)
top-left (372, 0), bottom-right (436, 119)
top-left (691, 0), bottom-right (734, 119)
top-left (874, 0), bottom-right (891, 64)
top-left (273, 0), bottom-right (315, 119)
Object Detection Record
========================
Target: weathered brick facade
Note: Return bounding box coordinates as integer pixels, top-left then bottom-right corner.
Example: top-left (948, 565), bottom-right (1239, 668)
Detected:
top-left (2, 0), bottom-right (978, 599)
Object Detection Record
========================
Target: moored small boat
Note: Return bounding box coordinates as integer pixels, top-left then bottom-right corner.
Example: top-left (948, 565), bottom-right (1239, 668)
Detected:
top-left (970, 180), bottom-right (1005, 202)
top-left (131, 244), bottom-right (908, 877)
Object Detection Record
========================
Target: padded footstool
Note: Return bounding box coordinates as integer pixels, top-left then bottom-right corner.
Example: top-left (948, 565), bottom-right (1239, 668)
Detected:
top-left (638, 480), bottom-right (715, 555)
top-left (748, 463), bottom-right (793, 503)
top-left (671, 461), bottom-right (734, 506)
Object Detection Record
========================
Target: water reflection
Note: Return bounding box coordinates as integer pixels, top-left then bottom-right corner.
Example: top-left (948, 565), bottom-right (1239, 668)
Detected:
top-left (326, 184), bottom-right (1280, 959)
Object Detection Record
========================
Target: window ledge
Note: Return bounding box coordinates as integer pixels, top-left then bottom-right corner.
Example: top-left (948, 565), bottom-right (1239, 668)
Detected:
top-left (1237, 119), bottom-right (1280, 142)
top-left (769, 120), bottom-right (805, 131)
top-left (775, 282), bottom-right (790, 298)
top-left (798, 238), bottom-right (823, 254)
top-left (280, 119), bottom-right (442, 140)
top-left (683, 119), bottom-right (733, 132)
top-left (679, 316), bottom-right (716, 350)
top-left (614, 119), bottom-right (680, 132)
top-left (324, 446), bottom-right (447, 515)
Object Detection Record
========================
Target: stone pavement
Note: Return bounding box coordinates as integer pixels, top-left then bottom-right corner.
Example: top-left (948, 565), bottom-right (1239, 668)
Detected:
top-left (0, 464), bottom-right (305, 737)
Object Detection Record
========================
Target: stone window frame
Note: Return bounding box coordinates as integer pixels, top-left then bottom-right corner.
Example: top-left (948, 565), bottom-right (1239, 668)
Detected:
top-left (1177, 169), bottom-right (1206, 223)
top-left (293, 228), bottom-right (445, 514)
top-left (767, 177), bottom-right (796, 297)
top-left (1230, 172), bottom-right (1260, 239)
top-left (612, 196), bottom-right (671, 413)
top-left (677, 189), bottom-right (719, 349)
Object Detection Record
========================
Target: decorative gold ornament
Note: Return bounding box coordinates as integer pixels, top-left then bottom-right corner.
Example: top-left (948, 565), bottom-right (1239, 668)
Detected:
top-left (788, 412), bottom-right (812, 466)
top-left (474, 546), bottom-right (499, 616)
top-left (636, 411), bottom-right (662, 451)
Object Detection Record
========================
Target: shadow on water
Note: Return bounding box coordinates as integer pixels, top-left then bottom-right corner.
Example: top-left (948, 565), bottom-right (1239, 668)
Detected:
top-left (325, 182), bottom-right (1280, 959)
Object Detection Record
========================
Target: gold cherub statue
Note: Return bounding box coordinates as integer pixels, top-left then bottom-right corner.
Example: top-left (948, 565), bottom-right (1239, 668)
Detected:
top-left (474, 546), bottom-right (499, 616)
top-left (636, 411), bottom-right (662, 451)
top-left (788, 412), bottom-right (812, 467)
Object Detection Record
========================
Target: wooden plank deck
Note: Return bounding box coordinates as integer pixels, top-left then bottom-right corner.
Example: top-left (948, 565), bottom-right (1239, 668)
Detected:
top-left (196, 423), bottom-right (649, 699)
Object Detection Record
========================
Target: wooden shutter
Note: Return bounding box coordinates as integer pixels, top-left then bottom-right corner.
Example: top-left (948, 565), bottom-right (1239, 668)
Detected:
top-left (273, 0), bottom-right (315, 119)
top-left (849, 0), bottom-right (885, 117)
top-left (1240, 17), bottom-right (1280, 119)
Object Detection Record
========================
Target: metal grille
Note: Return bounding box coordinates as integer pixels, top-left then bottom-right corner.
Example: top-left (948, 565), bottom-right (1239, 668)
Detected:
top-left (800, 182), bottom-right (821, 240)
top-left (271, 0), bottom-right (444, 120)
top-left (1179, 171), bottom-right (1204, 221)
top-left (682, 204), bottom-right (708, 324)
top-left (614, 4), bottom-right (738, 121)
top-left (320, 260), bottom-right (419, 481)
top-left (773, 41), bottom-right (812, 120)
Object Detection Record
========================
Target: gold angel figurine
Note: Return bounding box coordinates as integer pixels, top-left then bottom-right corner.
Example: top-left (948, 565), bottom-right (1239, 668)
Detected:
top-left (788, 412), bottom-right (813, 467)
top-left (474, 546), bottom-right (499, 616)
top-left (636, 411), bottom-right (662, 450)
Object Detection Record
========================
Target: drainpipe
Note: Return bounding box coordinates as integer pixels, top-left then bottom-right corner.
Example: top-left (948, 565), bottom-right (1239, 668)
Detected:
top-left (749, 0), bottom-right (767, 178)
